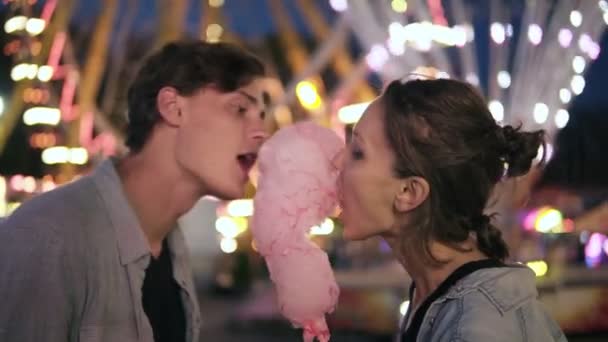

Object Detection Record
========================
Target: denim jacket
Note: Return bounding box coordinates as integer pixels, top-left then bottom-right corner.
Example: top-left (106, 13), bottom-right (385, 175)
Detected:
top-left (398, 265), bottom-right (567, 342)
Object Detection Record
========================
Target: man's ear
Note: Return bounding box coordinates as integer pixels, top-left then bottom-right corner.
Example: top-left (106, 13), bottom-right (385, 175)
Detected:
top-left (394, 176), bottom-right (430, 213)
top-left (157, 87), bottom-right (182, 127)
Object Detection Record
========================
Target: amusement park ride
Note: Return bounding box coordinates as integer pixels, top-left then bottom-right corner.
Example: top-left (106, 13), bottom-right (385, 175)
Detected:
top-left (1, 0), bottom-right (608, 336)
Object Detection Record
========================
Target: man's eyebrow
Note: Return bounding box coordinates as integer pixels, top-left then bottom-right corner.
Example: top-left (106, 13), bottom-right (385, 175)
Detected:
top-left (237, 90), bottom-right (258, 105)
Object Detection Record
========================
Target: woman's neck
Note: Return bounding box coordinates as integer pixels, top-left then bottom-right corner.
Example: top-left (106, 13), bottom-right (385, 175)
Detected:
top-left (385, 236), bottom-right (487, 308)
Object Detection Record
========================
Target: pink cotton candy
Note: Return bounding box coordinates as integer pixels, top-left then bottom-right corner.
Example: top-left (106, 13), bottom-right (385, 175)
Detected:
top-left (251, 121), bottom-right (343, 342)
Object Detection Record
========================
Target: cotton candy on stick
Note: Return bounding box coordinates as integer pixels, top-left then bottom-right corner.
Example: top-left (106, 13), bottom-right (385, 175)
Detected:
top-left (251, 122), bottom-right (343, 342)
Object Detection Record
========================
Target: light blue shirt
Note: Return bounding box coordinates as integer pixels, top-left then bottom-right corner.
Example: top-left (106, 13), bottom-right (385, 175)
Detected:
top-left (397, 266), bottom-right (567, 341)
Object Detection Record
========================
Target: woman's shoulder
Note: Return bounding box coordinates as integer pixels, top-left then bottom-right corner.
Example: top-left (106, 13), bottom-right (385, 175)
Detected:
top-left (447, 264), bottom-right (537, 310)
top-left (429, 265), bottom-right (566, 341)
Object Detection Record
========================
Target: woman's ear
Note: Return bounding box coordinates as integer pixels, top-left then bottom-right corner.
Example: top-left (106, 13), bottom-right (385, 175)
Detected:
top-left (394, 176), bottom-right (430, 213)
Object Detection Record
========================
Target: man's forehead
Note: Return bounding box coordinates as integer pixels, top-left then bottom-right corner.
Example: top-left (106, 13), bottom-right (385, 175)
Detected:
top-left (195, 80), bottom-right (269, 108)
top-left (237, 79), bottom-right (266, 99)
top-left (235, 86), bottom-right (270, 110)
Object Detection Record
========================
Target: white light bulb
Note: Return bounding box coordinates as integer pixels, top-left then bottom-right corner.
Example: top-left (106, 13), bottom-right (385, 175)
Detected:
top-left (533, 103), bottom-right (549, 124)
top-left (528, 24), bottom-right (543, 45)
top-left (555, 109), bottom-right (569, 129)
top-left (489, 100), bottom-right (504, 122)
top-left (559, 88), bottom-right (572, 104)
top-left (571, 75), bottom-right (585, 95)
top-left (572, 56), bottom-right (586, 74)
top-left (570, 10), bottom-right (583, 27)
top-left (497, 71), bottom-right (511, 89)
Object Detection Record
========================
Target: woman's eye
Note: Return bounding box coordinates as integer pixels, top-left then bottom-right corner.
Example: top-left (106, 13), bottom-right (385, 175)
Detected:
top-left (351, 148), bottom-right (364, 160)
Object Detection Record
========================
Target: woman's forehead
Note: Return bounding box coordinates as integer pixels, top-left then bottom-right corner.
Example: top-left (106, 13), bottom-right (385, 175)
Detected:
top-left (354, 101), bottom-right (383, 136)
top-left (353, 101), bottom-right (395, 153)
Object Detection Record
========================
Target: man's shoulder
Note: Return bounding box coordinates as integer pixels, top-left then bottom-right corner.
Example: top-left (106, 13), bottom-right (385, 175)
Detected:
top-left (2, 175), bottom-right (105, 234)
top-left (0, 174), bottom-right (119, 264)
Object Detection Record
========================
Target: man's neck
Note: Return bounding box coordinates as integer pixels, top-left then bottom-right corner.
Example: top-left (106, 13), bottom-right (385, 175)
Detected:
top-left (116, 151), bottom-right (204, 257)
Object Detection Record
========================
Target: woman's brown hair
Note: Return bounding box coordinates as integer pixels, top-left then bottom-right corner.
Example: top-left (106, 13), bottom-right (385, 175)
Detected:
top-left (382, 78), bottom-right (544, 263)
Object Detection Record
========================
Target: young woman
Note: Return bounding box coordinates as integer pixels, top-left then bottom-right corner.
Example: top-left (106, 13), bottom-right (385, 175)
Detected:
top-left (338, 78), bottom-right (567, 341)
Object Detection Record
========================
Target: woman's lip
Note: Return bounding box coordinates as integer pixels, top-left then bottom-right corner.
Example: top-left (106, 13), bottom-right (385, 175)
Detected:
top-left (334, 201), bottom-right (344, 220)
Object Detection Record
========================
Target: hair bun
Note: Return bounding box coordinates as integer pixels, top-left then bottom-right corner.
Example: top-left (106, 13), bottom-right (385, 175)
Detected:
top-left (497, 125), bottom-right (545, 178)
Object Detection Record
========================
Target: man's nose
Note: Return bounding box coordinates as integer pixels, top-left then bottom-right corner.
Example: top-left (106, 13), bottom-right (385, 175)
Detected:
top-left (251, 127), bottom-right (269, 143)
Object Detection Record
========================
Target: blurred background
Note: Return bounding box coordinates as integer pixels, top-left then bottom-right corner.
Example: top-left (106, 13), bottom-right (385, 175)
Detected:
top-left (1, 0), bottom-right (608, 341)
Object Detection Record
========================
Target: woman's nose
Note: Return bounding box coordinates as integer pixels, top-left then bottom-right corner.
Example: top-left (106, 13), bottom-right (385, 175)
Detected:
top-left (331, 148), bottom-right (345, 170)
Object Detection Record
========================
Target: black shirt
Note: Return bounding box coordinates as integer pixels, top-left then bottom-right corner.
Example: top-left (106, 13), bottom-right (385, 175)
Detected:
top-left (142, 239), bottom-right (186, 342)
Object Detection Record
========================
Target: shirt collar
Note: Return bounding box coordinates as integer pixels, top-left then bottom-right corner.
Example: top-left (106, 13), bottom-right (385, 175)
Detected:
top-left (92, 159), bottom-right (150, 265)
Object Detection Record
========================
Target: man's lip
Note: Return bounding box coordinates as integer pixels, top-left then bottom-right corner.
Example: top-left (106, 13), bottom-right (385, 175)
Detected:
top-left (237, 152), bottom-right (257, 165)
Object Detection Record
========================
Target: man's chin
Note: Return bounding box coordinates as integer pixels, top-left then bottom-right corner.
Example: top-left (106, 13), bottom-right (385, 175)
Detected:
top-left (210, 186), bottom-right (245, 201)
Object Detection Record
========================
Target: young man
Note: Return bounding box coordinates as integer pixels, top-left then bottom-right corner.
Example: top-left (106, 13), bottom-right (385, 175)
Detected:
top-left (0, 40), bottom-right (268, 342)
